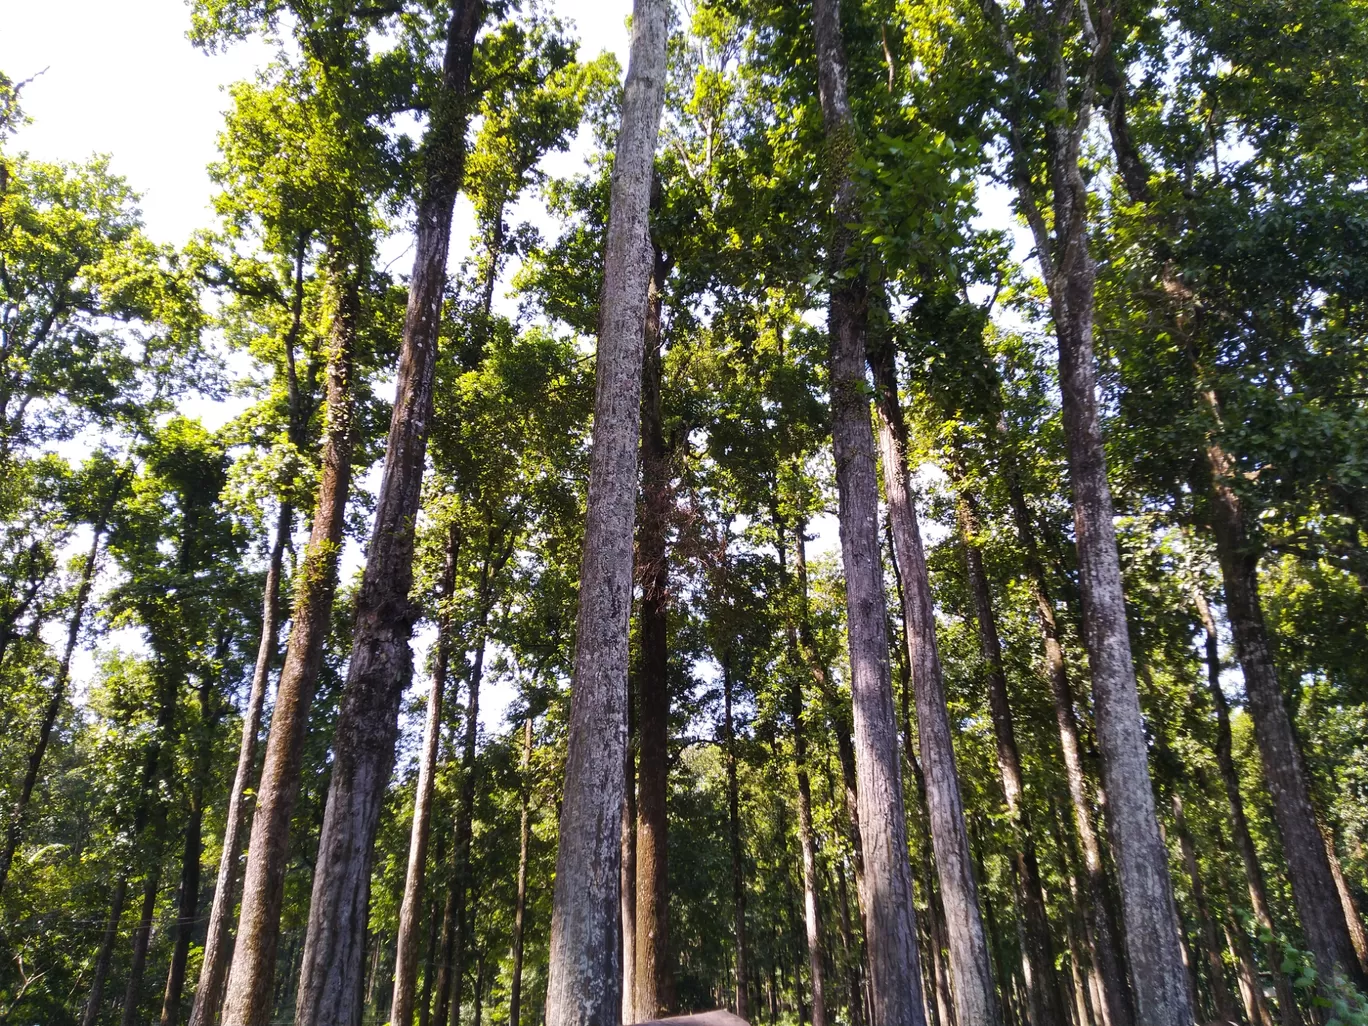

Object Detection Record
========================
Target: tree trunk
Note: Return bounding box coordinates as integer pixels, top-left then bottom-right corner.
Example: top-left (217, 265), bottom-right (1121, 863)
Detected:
top-left (809, 10), bottom-right (928, 1024)
top-left (955, 485), bottom-right (1065, 1026)
top-left (0, 511), bottom-right (110, 895)
top-left (634, 249), bottom-right (674, 1020)
top-left (220, 261), bottom-right (360, 1026)
top-left (293, 2), bottom-right (484, 1018)
top-left (83, 875), bottom-right (128, 1026)
top-left (390, 524), bottom-right (461, 1026)
top-left (1172, 792), bottom-right (1239, 1022)
top-left (723, 656), bottom-right (750, 1021)
top-left (1003, 458), bottom-right (1132, 1026)
top-left (187, 500), bottom-right (291, 1026)
top-left (1226, 919), bottom-right (1274, 1026)
top-left (1200, 424), bottom-right (1366, 990)
top-left (1055, 256), bottom-right (1191, 1022)
top-left (866, 343), bottom-right (991, 1026)
top-left (622, 671), bottom-right (638, 1024)
top-left (1322, 820), bottom-right (1368, 978)
top-left (419, 862), bottom-right (443, 1026)
top-left (510, 718), bottom-right (534, 1026)
top-left (121, 871), bottom-right (161, 1026)
top-left (1193, 589), bottom-right (1301, 1025)
top-left (544, 2), bottom-right (668, 1024)
top-left (161, 673), bottom-right (218, 1026)
top-left (791, 678), bottom-right (829, 1026)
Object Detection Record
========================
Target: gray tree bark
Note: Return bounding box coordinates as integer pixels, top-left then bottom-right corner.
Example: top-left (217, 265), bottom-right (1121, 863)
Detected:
top-left (954, 485), bottom-right (1066, 1026)
top-left (543, 2), bottom-right (668, 1024)
top-left (220, 261), bottom-right (360, 1026)
top-left (810, 7), bottom-right (930, 1024)
top-left (390, 525), bottom-right (460, 1026)
top-left (510, 718), bottom-right (534, 1026)
top-left (723, 656), bottom-right (750, 1022)
top-left (291, 5), bottom-right (484, 1022)
top-left (790, 677), bottom-right (828, 1026)
top-left (866, 343), bottom-right (993, 1026)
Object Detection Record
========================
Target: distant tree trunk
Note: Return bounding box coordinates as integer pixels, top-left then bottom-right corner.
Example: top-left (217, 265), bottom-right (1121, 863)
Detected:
top-left (1192, 589), bottom-right (1300, 1026)
top-left (544, 2), bottom-right (669, 1024)
top-left (161, 669), bottom-right (221, 1026)
top-left (1225, 918), bottom-right (1273, 1026)
top-left (723, 655), bottom-right (750, 1021)
top-left (1171, 792), bottom-right (1239, 1022)
top-left (419, 853), bottom-right (444, 1026)
top-left (1198, 419), bottom-right (1366, 990)
top-left (187, 499), bottom-right (291, 1026)
top-left (293, 1), bottom-right (485, 1018)
top-left (83, 875), bottom-right (129, 1026)
top-left (790, 677), bottom-right (828, 1026)
top-left (220, 259), bottom-right (360, 1026)
top-left (1002, 453), bottom-right (1132, 1026)
top-left (983, 0), bottom-right (1194, 1011)
top-left (865, 342), bottom-right (992, 1026)
top-left (635, 249), bottom-right (674, 1020)
top-left (812, 15), bottom-right (932, 1021)
top-left (390, 525), bottom-right (461, 1026)
top-left (622, 672), bottom-right (638, 1024)
top-left (954, 485), bottom-right (1066, 1026)
top-left (121, 871), bottom-right (161, 1026)
top-left (0, 509), bottom-right (110, 895)
top-left (446, 577), bottom-right (498, 1026)
top-left (1322, 820), bottom-right (1368, 977)
top-left (510, 717), bottom-right (534, 1026)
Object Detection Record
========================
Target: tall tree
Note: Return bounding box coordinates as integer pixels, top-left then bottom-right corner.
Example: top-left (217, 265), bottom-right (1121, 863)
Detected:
top-left (544, 1), bottom-right (669, 1023)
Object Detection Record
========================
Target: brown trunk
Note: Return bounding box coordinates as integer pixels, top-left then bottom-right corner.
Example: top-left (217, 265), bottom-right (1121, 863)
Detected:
top-left (1226, 919), bottom-right (1274, 1026)
top-left (723, 656), bottom-right (750, 1020)
top-left (1200, 424), bottom-right (1365, 989)
top-left (1003, 461), bottom-right (1132, 1026)
top-left (510, 718), bottom-right (534, 1026)
top-left (187, 499), bottom-right (291, 1026)
top-left (1172, 792), bottom-right (1240, 1022)
top-left (1193, 590), bottom-right (1301, 1025)
top-left (1323, 822), bottom-right (1368, 977)
top-left (419, 856), bottom-right (444, 1026)
top-left (867, 343), bottom-right (993, 1026)
top-left (791, 679), bottom-right (829, 1026)
top-left (432, 874), bottom-right (460, 1026)
top-left (293, 3), bottom-right (484, 1019)
top-left (220, 260), bottom-right (360, 1026)
top-left (955, 486), bottom-right (1065, 1026)
top-left (390, 525), bottom-right (461, 1026)
top-left (544, 2), bottom-right (668, 1023)
top-left (634, 250), bottom-right (674, 1020)
top-left (121, 871), bottom-right (161, 1026)
top-left (0, 511), bottom-right (109, 895)
top-left (83, 875), bottom-right (128, 1026)
top-left (160, 672), bottom-right (219, 1026)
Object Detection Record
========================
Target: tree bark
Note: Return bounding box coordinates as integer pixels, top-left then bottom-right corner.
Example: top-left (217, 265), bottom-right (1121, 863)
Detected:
top-left (161, 671), bottom-right (220, 1026)
top-left (83, 875), bottom-right (128, 1026)
top-left (1226, 919), bottom-right (1274, 1026)
top-left (634, 247), bottom-right (674, 1021)
top-left (220, 261), bottom-right (360, 1026)
top-left (723, 655), bottom-right (750, 1021)
top-left (121, 871), bottom-right (161, 1026)
top-left (1322, 820), bottom-right (1368, 978)
top-left (292, 1), bottom-right (484, 1017)
top-left (544, 2), bottom-right (668, 1024)
top-left (390, 524), bottom-right (461, 1026)
top-left (1199, 422), bottom-right (1366, 990)
top-left (0, 510), bottom-right (110, 895)
top-left (187, 500), bottom-right (291, 1026)
top-left (622, 672), bottom-right (638, 1024)
top-left (790, 677), bottom-right (829, 1026)
top-left (510, 717), bottom-right (534, 1026)
top-left (1003, 452), bottom-right (1132, 1026)
top-left (867, 343), bottom-right (993, 1026)
top-left (1171, 792), bottom-right (1239, 1022)
top-left (809, 7), bottom-right (929, 1025)
top-left (954, 485), bottom-right (1066, 1026)
top-left (1193, 589), bottom-right (1301, 1026)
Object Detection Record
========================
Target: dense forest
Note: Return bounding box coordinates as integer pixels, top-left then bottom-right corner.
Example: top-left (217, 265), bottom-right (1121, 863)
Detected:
top-left (2, 0), bottom-right (1367, 1024)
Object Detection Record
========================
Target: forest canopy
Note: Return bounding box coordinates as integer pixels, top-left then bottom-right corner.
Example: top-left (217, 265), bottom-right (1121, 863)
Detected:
top-left (1, 0), bottom-right (1367, 1025)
